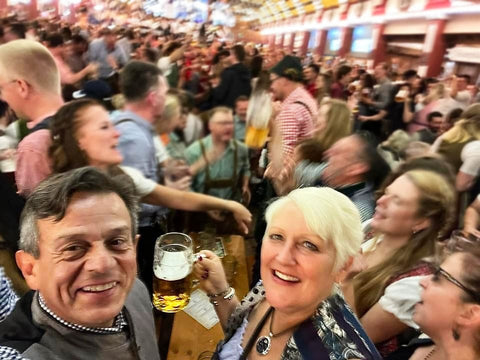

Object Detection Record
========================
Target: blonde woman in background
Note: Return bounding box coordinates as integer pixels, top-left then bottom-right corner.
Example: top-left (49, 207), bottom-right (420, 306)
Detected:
top-left (432, 104), bottom-right (480, 172)
top-left (311, 98), bottom-right (352, 157)
top-left (343, 170), bottom-right (456, 358)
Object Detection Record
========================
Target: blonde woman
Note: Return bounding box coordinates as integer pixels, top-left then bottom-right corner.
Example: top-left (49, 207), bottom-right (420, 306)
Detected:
top-left (343, 170), bottom-right (456, 358)
top-left (312, 98), bottom-right (352, 157)
top-left (432, 103), bottom-right (480, 172)
top-left (194, 187), bottom-right (381, 360)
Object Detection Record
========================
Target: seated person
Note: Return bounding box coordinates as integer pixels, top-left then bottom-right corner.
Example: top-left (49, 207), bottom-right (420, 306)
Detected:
top-left (194, 187), bottom-right (382, 359)
top-left (186, 106), bottom-right (250, 204)
top-left (0, 167), bottom-right (159, 359)
top-left (292, 134), bottom-right (390, 222)
top-left (343, 170), bottom-right (456, 357)
top-left (385, 232), bottom-right (480, 360)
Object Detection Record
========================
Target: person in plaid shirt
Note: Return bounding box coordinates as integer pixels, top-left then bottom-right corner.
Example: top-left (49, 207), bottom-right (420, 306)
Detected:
top-left (269, 55), bottom-right (317, 156)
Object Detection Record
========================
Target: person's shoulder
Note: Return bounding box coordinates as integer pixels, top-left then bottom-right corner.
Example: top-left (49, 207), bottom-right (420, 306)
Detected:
top-left (18, 130), bottom-right (51, 151)
top-left (0, 292), bottom-right (44, 354)
top-left (0, 346), bottom-right (30, 360)
top-left (185, 138), bottom-right (203, 153)
top-left (89, 38), bottom-right (103, 47)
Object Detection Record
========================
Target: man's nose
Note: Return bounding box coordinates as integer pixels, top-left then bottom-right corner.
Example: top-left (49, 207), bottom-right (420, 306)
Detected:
top-left (84, 246), bottom-right (116, 273)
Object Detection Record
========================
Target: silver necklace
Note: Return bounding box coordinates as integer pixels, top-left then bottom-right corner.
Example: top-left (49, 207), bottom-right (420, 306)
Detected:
top-left (38, 293), bottom-right (127, 334)
top-left (255, 308), bottom-right (295, 356)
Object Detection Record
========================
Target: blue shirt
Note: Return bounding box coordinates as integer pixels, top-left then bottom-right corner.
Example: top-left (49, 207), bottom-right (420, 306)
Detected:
top-left (88, 38), bottom-right (128, 78)
top-left (233, 115), bottom-right (246, 142)
top-left (111, 110), bottom-right (162, 226)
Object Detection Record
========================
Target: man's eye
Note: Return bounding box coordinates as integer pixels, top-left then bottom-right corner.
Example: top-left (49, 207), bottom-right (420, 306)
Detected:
top-left (64, 245), bottom-right (84, 252)
top-left (108, 238), bottom-right (129, 249)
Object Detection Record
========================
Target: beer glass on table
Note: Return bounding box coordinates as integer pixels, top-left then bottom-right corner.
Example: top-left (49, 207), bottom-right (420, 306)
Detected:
top-left (153, 232), bottom-right (195, 313)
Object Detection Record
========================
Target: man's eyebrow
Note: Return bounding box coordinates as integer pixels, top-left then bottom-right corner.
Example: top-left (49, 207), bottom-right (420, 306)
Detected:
top-left (53, 225), bottom-right (131, 244)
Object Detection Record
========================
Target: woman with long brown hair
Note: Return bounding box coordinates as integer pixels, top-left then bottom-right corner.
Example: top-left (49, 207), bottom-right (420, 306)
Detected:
top-left (48, 99), bottom-right (252, 290)
top-left (343, 169), bottom-right (456, 358)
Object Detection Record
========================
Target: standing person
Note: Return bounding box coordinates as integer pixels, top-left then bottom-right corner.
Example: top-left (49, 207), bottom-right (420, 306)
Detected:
top-left (212, 44), bottom-right (252, 109)
top-left (450, 74), bottom-right (472, 108)
top-left (303, 63), bottom-right (319, 98)
top-left (330, 64), bottom-right (352, 100)
top-left (0, 168), bottom-right (160, 360)
top-left (46, 33), bottom-right (97, 86)
top-left (269, 55), bottom-right (317, 156)
top-left (359, 63), bottom-right (393, 140)
top-left (111, 61), bottom-right (251, 290)
top-left (185, 106), bottom-right (251, 203)
top-left (0, 39), bottom-right (63, 196)
top-left (88, 28), bottom-right (128, 81)
top-left (233, 95), bottom-right (248, 142)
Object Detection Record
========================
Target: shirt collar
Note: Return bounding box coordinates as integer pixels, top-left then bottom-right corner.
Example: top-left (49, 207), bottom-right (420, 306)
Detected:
top-left (112, 110), bottom-right (154, 133)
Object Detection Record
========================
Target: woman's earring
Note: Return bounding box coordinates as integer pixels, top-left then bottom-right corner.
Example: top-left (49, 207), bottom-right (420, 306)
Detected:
top-left (452, 328), bottom-right (460, 341)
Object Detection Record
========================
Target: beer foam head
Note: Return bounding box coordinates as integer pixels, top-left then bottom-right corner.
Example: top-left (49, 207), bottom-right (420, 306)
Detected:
top-left (154, 247), bottom-right (192, 281)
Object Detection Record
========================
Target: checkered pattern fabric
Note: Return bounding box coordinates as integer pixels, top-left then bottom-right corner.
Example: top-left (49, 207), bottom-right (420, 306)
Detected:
top-left (276, 87), bottom-right (317, 156)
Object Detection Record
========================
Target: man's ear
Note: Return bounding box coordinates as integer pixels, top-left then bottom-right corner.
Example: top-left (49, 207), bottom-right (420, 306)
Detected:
top-left (15, 79), bottom-right (31, 99)
top-left (146, 90), bottom-right (156, 107)
top-left (15, 250), bottom-right (39, 290)
top-left (346, 162), bottom-right (368, 178)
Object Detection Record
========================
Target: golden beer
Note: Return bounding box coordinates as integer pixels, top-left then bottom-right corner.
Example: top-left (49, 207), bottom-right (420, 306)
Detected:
top-left (153, 274), bottom-right (193, 313)
top-left (245, 125), bottom-right (269, 149)
top-left (152, 239), bottom-right (194, 313)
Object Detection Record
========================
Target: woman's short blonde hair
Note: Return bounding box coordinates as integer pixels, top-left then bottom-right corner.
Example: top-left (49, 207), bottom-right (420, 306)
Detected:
top-left (0, 39), bottom-right (60, 95)
top-left (162, 94), bottom-right (181, 124)
top-left (264, 187), bottom-right (363, 270)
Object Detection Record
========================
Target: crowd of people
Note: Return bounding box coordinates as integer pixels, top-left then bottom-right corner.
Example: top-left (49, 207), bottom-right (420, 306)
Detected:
top-left (0, 9), bottom-right (480, 360)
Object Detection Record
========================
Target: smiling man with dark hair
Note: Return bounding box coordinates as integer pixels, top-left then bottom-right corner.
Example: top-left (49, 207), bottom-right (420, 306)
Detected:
top-left (0, 167), bottom-right (160, 360)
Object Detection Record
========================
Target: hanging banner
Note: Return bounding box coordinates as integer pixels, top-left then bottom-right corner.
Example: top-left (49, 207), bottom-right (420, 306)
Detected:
top-left (322, 0), bottom-right (339, 9)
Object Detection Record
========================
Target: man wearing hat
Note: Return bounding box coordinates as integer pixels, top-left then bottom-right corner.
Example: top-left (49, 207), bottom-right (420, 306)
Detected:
top-left (270, 55), bottom-right (317, 156)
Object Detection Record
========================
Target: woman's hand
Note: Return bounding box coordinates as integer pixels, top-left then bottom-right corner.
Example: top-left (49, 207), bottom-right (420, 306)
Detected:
top-left (193, 250), bottom-right (229, 296)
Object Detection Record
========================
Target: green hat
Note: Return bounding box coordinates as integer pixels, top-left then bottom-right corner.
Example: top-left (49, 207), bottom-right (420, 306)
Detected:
top-left (270, 55), bottom-right (304, 82)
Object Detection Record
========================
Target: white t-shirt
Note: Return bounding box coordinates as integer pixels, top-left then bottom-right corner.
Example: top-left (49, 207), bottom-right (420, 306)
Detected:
top-left (119, 165), bottom-right (156, 197)
top-left (361, 238), bottom-right (424, 329)
top-left (153, 136), bottom-right (170, 164)
top-left (460, 140), bottom-right (480, 176)
top-left (453, 90), bottom-right (472, 108)
top-left (157, 56), bottom-right (172, 77)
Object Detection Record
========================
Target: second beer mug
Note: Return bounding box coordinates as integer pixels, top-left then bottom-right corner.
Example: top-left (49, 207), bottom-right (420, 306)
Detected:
top-left (153, 232), bottom-right (195, 313)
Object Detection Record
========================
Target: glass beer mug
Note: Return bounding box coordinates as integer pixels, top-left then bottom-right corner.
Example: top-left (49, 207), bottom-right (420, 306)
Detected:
top-left (153, 232), bottom-right (196, 313)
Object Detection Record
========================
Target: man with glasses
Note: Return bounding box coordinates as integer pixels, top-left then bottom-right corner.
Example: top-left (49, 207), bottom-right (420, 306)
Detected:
top-left (185, 106), bottom-right (250, 204)
top-left (0, 39), bottom-right (64, 196)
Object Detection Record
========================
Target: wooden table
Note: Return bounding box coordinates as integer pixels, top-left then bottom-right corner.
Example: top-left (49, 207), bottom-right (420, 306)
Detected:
top-left (166, 235), bottom-right (250, 360)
